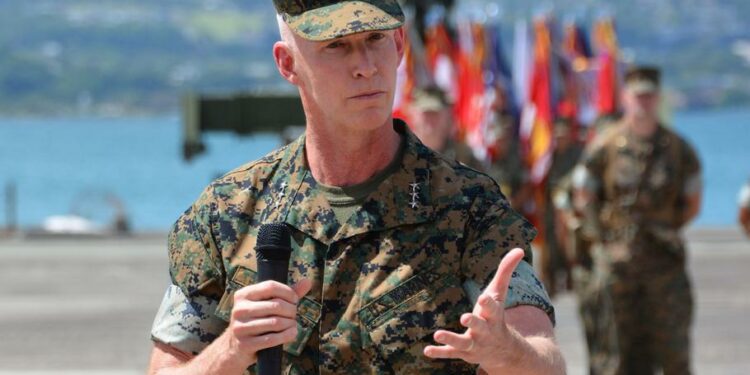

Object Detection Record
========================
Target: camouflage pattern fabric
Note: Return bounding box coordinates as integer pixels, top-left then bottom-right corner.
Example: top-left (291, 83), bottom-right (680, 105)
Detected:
top-left (570, 257), bottom-right (620, 375)
top-left (581, 122), bottom-right (702, 374)
top-left (540, 144), bottom-right (584, 297)
top-left (151, 120), bottom-right (554, 374)
top-left (485, 142), bottom-right (526, 207)
top-left (554, 163), bottom-right (619, 374)
top-left (274, 0), bottom-right (404, 41)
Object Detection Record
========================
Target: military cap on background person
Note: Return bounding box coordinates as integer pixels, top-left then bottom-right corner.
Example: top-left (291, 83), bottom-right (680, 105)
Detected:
top-left (411, 85), bottom-right (451, 112)
top-left (623, 65), bottom-right (660, 94)
top-left (272, 0), bottom-right (404, 41)
top-left (408, 85), bottom-right (486, 170)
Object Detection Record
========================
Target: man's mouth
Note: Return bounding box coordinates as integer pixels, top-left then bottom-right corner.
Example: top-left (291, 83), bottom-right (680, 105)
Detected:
top-left (351, 91), bottom-right (385, 100)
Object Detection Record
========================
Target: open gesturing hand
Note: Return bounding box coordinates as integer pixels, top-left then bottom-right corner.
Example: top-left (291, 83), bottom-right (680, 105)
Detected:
top-left (423, 248), bottom-right (527, 370)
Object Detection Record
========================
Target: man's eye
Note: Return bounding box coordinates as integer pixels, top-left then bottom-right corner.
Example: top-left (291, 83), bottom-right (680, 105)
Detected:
top-left (369, 33), bottom-right (385, 42)
top-left (326, 41), bottom-right (343, 49)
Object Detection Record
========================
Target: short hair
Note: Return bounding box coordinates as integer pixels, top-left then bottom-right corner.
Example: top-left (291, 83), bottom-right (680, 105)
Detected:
top-left (277, 14), bottom-right (293, 43)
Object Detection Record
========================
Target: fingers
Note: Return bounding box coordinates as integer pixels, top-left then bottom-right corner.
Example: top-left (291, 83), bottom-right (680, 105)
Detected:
top-left (232, 298), bottom-right (298, 321)
top-left (433, 330), bottom-right (473, 351)
top-left (460, 312), bottom-right (490, 332)
top-left (232, 316), bottom-right (297, 337)
top-left (476, 248), bottom-right (525, 323)
top-left (236, 280), bottom-right (300, 305)
top-left (423, 344), bottom-right (467, 360)
top-left (236, 326), bottom-right (299, 353)
top-left (484, 248), bottom-right (525, 297)
top-left (232, 279), bottom-right (313, 323)
top-left (473, 294), bottom-right (502, 324)
top-left (227, 279), bottom-right (311, 359)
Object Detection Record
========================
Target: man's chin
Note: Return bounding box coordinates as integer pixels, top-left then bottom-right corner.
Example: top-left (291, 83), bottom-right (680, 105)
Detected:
top-left (347, 110), bottom-right (392, 131)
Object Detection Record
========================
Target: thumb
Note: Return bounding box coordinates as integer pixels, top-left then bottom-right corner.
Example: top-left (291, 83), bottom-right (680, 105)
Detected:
top-left (292, 278), bottom-right (312, 300)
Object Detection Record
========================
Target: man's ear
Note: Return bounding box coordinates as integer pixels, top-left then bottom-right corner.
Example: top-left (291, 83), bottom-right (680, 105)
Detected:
top-left (394, 27), bottom-right (406, 65)
top-left (273, 41), bottom-right (298, 85)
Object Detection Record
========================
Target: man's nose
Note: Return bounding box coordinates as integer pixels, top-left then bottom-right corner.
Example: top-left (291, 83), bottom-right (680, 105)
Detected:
top-left (351, 45), bottom-right (378, 79)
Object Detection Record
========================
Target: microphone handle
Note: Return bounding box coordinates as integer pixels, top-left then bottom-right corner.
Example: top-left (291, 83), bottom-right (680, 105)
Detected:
top-left (256, 259), bottom-right (290, 375)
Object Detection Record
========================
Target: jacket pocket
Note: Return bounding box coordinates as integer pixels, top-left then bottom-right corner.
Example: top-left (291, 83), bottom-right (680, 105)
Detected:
top-left (215, 265), bottom-right (321, 357)
top-left (358, 271), bottom-right (475, 374)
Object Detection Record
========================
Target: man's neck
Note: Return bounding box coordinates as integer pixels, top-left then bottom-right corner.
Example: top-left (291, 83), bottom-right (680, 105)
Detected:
top-left (305, 118), bottom-right (401, 187)
top-left (625, 115), bottom-right (659, 138)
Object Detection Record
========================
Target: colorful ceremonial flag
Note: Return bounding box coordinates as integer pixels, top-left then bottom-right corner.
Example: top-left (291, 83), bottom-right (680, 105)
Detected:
top-left (513, 20), bottom-right (532, 110)
top-left (521, 19), bottom-right (555, 185)
top-left (561, 21), bottom-right (597, 129)
top-left (393, 25), bottom-right (433, 124)
top-left (453, 21), bottom-right (490, 148)
top-left (593, 17), bottom-right (620, 116)
top-left (424, 22), bottom-right (458, 101)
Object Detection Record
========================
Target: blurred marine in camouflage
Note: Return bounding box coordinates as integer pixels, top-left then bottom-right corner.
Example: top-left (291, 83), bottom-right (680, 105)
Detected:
top-left (540, 117), bottom-right (583, 297)
top-left (739, 179), bottom-right (750, 237)
top-left (408, 85), bottom-right (484, 170)
top-left (575, 66), bottom-right (703, 374)
top-left (147, 1), bottom-right (564, 374)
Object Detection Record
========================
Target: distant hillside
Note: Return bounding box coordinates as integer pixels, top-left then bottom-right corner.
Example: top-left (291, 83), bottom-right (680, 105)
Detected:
top-left (1, 0), bottom-right (749, 116)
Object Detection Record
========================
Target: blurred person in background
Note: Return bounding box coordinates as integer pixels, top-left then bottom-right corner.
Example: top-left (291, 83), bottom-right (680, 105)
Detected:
top-left (739, 179), bottom-right (750, 237)
top-left (540, 117), bottom-right (584, 297)
top-left (408, 85), bottom-right (483, 170)
top-left (575, 65), bottom-right (702, 374)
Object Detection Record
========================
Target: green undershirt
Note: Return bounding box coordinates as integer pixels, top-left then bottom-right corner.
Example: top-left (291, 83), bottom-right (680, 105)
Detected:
top-left (317, 138), bottom-right (405, 225)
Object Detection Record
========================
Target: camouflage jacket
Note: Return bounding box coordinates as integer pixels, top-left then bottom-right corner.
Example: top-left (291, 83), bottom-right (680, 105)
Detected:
top-left (152, 121), bottom-right (553, 374)
top-left (581, 123), bottom-right (701, 267)
top-left (485, 144), bottom-right (527, 201)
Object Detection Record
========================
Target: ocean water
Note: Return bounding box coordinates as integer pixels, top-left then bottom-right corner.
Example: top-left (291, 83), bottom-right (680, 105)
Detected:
top-left (0, 108), bottom-right (748, 231)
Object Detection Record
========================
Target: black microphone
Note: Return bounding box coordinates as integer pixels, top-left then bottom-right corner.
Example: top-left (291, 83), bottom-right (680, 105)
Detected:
top-left (254, 223), bottom-right (293, 375)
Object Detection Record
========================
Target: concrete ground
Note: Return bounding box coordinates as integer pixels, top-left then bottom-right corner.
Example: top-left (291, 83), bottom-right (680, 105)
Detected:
top-left (0, 228), bottom-right (748, 374)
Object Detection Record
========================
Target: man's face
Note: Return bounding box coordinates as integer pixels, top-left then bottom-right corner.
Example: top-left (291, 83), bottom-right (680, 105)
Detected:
top-left (622, 89), bottom-right (660, 121)
top-left (410, 107), bottom-right (451, 151)
top-left (286, 28), bottom-right (404, 133)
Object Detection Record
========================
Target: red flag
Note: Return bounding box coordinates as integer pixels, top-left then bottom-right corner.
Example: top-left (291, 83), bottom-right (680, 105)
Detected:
top-left (393, 32), bottom-right (416, 123)
top-left (521, 19), bottom-right (555, 185)
top-left (454, 22), bottom-right (489, 145)
top-left (593, 18), bottom-right (620, 116)
top-left (424, 22), bottom-right (459, 106)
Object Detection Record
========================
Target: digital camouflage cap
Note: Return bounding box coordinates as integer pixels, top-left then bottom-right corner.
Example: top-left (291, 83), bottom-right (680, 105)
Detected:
top-left (273, 0), bottom-right (404, 41)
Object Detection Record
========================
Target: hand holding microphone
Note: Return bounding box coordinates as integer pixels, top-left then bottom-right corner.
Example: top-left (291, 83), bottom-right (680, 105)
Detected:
top-left (223, 223), bottom-right (311, 374)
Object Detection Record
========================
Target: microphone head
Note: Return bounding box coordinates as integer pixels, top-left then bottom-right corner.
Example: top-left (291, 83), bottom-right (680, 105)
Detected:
top-left (255, 223), bottom-right (292, 262)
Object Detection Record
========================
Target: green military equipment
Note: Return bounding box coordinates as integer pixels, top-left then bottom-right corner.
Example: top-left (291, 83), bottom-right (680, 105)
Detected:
top-left (181, 93), bottom-right (306, 161)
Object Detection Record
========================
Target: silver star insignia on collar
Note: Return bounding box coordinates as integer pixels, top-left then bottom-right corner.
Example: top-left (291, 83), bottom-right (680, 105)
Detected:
top-left (409, 181), bottom-right (420, 209)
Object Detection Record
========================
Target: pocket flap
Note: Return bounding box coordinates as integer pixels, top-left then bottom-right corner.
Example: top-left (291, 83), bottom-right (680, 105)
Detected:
top-left (358, 271), bottom-right (445, 329)
top-left (214, 265), bottom-right (321, 357)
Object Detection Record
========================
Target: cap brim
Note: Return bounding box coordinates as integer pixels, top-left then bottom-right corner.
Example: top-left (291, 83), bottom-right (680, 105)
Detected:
top-left (282, 1), bottom-right (403, 41)
top-left (626, 80), bottom-right (658, 95)
top-left (412, 100), bottom-right (445, 112)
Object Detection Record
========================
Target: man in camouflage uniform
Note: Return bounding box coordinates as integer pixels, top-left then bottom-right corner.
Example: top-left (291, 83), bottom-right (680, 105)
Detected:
top-left (739, 179), bottom-right (750, 237)
top-left (147, 1), bottom-right (564, 374)
top-left (575, 66), bottom-right (702, 374)
top-left (540, 117), bottom-right (584, 297)
top-left (407, 85), bottom-right (484, 170)
top-left (554, 169), bottom-right (620, 375)
top-left (485, 116), bottom-right (529, 210)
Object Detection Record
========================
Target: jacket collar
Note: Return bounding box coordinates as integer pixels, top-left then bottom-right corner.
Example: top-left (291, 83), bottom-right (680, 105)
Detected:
top-left (265, 120), bottom-right (435, 245)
